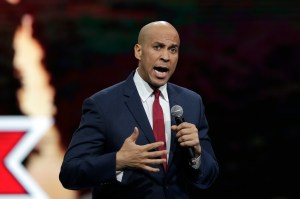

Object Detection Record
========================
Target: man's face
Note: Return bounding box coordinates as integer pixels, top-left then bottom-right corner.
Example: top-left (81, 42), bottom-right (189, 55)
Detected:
top-left (135, 25), bottom-right (180, 88)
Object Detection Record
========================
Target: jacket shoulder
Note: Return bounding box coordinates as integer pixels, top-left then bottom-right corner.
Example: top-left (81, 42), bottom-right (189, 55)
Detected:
top-left (168, 82), bottom-right (203, 100)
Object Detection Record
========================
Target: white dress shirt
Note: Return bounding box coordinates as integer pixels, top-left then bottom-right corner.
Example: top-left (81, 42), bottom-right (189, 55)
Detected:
top-left (133, 70), bottom-right (171, 161)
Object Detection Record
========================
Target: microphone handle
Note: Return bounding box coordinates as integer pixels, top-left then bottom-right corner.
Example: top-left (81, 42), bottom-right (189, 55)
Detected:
top-left (175, 117), bottom-right (195, 160)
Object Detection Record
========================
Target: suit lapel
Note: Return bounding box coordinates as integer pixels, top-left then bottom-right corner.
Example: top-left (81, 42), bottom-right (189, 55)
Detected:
top-left (166, 84), bottom-right (180, 169)
top-left (123, 72), bottom-right (156, 144)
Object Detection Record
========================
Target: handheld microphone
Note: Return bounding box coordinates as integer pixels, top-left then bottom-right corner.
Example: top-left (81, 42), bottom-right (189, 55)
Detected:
top-left (171, 105), bottom-right (195, 160)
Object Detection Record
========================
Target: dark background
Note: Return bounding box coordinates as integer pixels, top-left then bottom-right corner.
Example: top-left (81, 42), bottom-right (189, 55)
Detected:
top-left (1, 0), bottom-right (299, 198)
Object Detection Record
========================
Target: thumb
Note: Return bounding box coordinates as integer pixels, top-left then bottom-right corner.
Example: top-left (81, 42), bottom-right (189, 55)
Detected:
top-left (129, 127), bottom-right (139, 142)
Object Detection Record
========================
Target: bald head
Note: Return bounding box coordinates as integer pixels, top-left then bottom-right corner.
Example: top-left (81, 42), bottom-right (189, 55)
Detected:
top-left (137, 21), bottom-right (180, 45)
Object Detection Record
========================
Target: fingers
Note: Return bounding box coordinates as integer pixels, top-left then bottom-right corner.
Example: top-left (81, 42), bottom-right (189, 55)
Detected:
top-left (172, 122), bottom-right (194, 131)
top-left (141, 165), bottom-right (160, 173)
top-left (144, 141), bottom-right (165, 151)
top-left (172, 122), bottom-right (197, 137)
top-left (118, 127), bottom-right (167, 172)
top-left (138, 153), bottom-right (167, 173)
top-left (177, 133), bottom-right (199, 147)
top-left (142, 142), bottom-right (167, 160)
top-left (141, 144), bottom-right (167, 172)
top-left (142, 159), bottom-right (166, 172)
top-left (146, 149), bottom-right (167, 159)
top-left (172, 122), bottom-right (199, 147)
top-left (178, 138), bottom-right (199, 147)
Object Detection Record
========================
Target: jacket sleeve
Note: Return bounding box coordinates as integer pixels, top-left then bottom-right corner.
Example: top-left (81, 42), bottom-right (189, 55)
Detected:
top-left (59, 97), bottom-right (117, 190)
top-left (186, 96), bottom-right (219, 189)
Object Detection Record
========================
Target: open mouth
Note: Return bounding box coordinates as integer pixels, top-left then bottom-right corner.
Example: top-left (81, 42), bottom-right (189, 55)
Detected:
top-left (154, 66), bottom-right (169, 73)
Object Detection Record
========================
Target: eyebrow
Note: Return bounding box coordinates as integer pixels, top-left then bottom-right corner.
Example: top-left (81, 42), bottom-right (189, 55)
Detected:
top-left (169, 44), bottom-right (179, 48)
top-left (153, 42), bottom-right (179, 48)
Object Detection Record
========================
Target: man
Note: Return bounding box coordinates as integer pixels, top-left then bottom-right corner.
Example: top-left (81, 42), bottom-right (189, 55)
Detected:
top-left (59, 21), bottom-right (219, 199)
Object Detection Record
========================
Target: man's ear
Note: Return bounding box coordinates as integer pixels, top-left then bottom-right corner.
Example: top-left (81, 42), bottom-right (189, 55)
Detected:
top-left (134, 44), bottom-right (142, 60)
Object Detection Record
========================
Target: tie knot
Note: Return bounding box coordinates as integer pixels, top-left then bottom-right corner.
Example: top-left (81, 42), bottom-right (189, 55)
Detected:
top-left (154, 89), bottom-right (161, 99)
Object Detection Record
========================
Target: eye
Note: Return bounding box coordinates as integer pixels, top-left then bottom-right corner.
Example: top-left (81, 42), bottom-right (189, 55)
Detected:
top-left (169, 47), bottom-right (178, 54)
top-left (153, 45), bottom-right (161, 50)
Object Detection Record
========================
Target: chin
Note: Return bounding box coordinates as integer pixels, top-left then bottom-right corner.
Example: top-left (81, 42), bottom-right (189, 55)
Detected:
top-left (154, 81), bottom-right (167, 87)
top-left (149, 77), bottom-right (168, 87)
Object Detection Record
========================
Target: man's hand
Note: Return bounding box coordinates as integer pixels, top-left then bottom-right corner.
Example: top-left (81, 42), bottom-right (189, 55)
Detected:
top-left (116, 127), bottom-right (167, 172)
top-left (171, 122), bottom-right (201, 157)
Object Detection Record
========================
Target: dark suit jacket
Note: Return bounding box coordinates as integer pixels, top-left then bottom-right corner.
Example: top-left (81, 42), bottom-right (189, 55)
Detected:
top-left (59, 71), bottom-right (219, 199)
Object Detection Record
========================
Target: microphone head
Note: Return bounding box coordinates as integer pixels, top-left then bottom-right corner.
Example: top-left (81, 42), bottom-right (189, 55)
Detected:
top-left (171, 105), bottom-right (183, 118)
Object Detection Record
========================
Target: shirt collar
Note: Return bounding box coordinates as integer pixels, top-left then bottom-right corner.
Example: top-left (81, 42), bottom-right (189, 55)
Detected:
top-left (133, 69), bottom-right (169, 103)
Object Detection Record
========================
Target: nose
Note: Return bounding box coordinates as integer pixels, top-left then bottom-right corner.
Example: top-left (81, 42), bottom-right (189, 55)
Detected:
top-left (160, 49), bottom-right (170, 62)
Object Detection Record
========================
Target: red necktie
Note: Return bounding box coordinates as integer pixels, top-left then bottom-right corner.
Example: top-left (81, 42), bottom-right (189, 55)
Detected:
top-left (152, 89), bottom-right (167, 171)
